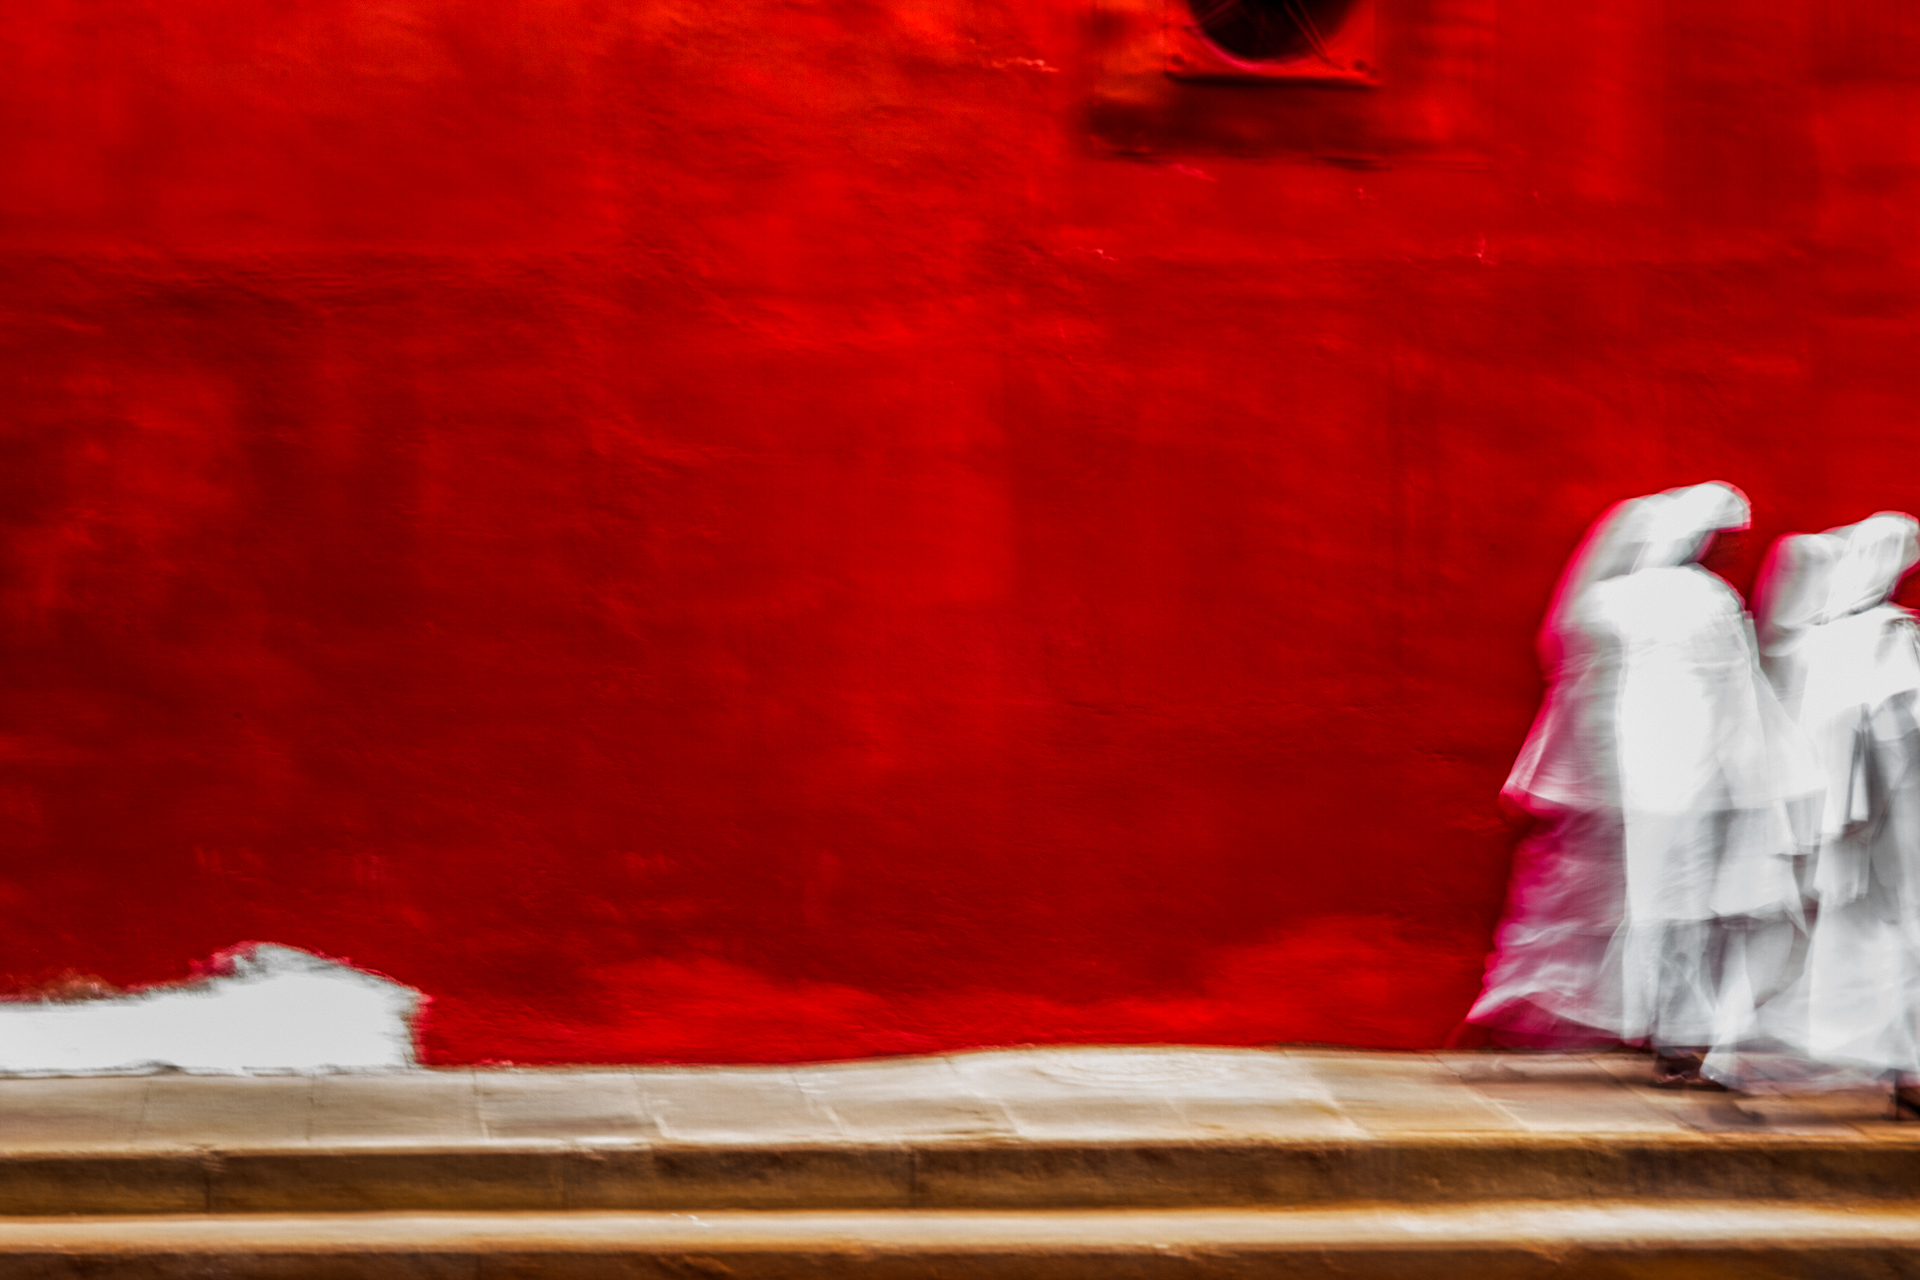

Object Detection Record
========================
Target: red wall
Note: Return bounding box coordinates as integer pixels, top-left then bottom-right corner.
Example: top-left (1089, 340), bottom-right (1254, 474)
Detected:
top-left (1, 0), bottom-right (1916, 1062)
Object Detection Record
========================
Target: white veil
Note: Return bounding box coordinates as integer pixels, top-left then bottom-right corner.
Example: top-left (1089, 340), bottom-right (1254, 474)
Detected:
top-left (1507, 482), bottom-right (1754, 816)
top-left (1733, 512), bottom-right (1920, 1086)
top-left (1477, 481), bottom-right (1810, 1050)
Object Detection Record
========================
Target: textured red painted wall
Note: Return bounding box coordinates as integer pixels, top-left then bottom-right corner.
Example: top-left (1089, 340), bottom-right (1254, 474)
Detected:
top-left (0, 0), bottom-right (1916, 1062)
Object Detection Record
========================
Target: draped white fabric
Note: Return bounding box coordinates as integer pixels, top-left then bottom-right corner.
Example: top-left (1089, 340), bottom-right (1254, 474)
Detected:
top-left (1721, 513), bottom-right (1920, 1085)
top-left (1472, 482), bottom-right (1822, 1051)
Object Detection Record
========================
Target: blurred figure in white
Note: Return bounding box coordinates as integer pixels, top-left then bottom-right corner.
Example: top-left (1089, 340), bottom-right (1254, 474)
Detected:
top-left (1470, 482), bottom-right (1821, 1086)
top-left (1740, 513), bottom-right (1920, 1112)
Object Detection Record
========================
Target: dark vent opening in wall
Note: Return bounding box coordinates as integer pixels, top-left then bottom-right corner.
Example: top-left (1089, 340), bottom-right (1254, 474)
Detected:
top-left (1186, 0), bottom-right (1361, 62)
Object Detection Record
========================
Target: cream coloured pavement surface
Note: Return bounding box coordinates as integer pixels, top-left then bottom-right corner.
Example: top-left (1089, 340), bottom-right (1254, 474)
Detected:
top-left (0, 1046), bottom-right (1906, 1150)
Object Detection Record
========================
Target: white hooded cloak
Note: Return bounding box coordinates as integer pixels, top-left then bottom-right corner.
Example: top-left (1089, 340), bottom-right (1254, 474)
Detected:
top-left (1472, 482), bottom-right (1821, 1050)
top-left (1749, 513), bottom-right (1920, 1080)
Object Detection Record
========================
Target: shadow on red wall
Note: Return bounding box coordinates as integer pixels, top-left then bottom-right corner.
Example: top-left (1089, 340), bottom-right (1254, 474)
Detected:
top-left (425, 915), bottom-right (1488, 1063)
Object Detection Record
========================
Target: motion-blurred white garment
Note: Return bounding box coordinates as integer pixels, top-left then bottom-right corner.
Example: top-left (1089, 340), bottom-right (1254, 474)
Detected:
top-left (1737, 513), bottom-right (1920, 1083)
top-left (0, 944), bottom-right (419, 1075)
top-left (1472, 482), bottom-right (1820, 1051)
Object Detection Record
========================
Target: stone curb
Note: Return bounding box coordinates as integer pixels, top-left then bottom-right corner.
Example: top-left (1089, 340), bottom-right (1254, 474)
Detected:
top-left (0, 1204), bottom-right (1915, 1278)
top-left (3, 1135), bottom-right (1920, 1214)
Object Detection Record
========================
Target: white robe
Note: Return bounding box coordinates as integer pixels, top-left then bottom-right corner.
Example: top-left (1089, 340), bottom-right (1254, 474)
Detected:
top-left (1472, 483), bottom-right (1819, 1050)
top-left (1739, 514), bottom-right (1920, 1082)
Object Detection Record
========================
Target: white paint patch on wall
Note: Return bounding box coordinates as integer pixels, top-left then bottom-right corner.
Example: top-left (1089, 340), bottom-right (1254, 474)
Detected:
top-left (0, 944), bottom-right (419, 1075)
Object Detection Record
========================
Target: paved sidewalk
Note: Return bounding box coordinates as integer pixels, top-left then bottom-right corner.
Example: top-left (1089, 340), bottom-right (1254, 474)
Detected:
top-left (0, 1046), bottom-right (1906, 1150)
top-left (1, 1049), bottom-right (1917, 1275)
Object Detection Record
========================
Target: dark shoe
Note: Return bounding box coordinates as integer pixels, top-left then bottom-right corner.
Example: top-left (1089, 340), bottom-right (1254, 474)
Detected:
top-left (1651, 1051), bottom-right (1728, 1091)
top-left (1891, 1087), bottom-right (1920, 1121)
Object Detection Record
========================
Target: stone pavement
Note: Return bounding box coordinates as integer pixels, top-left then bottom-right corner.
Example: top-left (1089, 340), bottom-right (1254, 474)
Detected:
top-left (0, 1046), bottom-right (1917, 1275)
top-left (2, 1046), bottom-right (1906, 1153)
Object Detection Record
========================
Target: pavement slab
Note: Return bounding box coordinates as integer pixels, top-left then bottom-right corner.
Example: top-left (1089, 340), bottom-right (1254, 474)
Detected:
top-left (1, 1047), bottom-right (1907, 1153)
top-left (0, 1048), bottom-right (1908, 1216)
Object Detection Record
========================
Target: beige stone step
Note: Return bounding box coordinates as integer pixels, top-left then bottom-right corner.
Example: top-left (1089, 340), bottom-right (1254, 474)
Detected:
top-left (0, 1048), bottom-right (1915, 1214)
top-left (8, 1130), bottom-right (1920, 1216)
top-left (1, 1202), bottom-right (1918, 1277)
